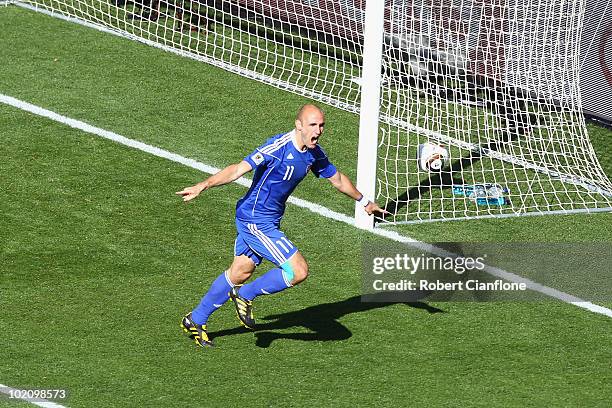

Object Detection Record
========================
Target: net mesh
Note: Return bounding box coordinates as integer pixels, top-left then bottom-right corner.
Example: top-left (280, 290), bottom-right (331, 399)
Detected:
top-left (378, 0), bottom-right (612, 223)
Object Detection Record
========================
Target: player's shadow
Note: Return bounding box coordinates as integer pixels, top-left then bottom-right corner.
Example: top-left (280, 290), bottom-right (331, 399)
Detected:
top-left (208, 294), bottom-right (444, 348)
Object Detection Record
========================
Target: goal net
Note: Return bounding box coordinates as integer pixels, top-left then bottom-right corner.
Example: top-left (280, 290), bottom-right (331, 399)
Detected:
top-left (377, 0), bottom-right (612, 223)
top-left (10, 0), bottom-right (612, 224)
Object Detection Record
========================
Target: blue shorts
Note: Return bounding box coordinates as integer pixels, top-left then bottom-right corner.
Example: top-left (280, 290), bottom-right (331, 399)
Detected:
top-left (234, 219), bottom-right (298, 267)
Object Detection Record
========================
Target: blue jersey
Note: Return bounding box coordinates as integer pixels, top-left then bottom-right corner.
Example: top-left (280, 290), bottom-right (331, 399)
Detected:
top-left (236, 130), bottom-right (337, 224)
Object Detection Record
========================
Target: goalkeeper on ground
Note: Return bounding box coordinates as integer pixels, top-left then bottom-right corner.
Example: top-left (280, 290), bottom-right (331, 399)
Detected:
top-left (176, 104), bottom-right (385, 347)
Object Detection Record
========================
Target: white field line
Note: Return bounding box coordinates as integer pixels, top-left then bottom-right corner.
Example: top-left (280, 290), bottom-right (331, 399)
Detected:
top-left (1, 93), bottom-right (611, 319)
top-left (0, 385), bottom-right (67, 408)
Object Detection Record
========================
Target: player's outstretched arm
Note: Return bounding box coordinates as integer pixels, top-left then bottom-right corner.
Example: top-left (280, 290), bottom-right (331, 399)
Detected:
top-left (175, 160), bottom-right (253, 202)
top-left (327, 171), bottom-right (388, 216)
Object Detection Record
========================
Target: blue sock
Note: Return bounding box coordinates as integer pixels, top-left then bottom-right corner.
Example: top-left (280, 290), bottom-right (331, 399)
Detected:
top-left (239, 268), bottom-right (292, 301)
top-left (191, 270), bottom-right (234, 325)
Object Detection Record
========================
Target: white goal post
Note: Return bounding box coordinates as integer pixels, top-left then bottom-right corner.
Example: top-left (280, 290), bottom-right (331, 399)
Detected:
top-left (354, 0), bottom-right (384, 230)
top-left (7, 0), bottom-right (612, 227)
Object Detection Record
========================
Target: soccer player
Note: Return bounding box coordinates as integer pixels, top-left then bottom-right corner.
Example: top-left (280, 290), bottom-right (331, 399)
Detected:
top-left (176, 104), bottom-right (385, 347)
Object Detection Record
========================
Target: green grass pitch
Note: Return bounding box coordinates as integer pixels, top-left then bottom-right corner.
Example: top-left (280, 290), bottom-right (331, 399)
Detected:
top-left (1, 5), bottom-right (611, 408)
